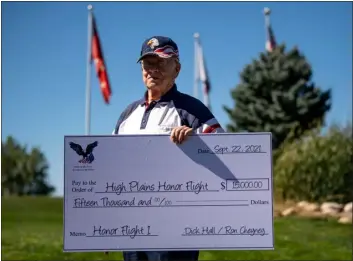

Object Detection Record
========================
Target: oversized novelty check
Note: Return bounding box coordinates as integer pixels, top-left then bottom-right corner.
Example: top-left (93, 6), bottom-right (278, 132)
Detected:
top-left (63, 133), bottom-right (274, 252)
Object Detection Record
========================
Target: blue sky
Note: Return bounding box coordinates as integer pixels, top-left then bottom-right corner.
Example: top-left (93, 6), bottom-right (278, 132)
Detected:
top-left (2, 2), bottom-right (352, 196)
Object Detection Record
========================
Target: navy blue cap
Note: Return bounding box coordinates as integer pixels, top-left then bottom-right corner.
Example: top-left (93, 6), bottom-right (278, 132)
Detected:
top-left (137, 36), bottom-right (179, 63)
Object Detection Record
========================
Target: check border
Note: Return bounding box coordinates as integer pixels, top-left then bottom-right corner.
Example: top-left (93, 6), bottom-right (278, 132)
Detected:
top-left (63, 132), bottom-right (274, 252)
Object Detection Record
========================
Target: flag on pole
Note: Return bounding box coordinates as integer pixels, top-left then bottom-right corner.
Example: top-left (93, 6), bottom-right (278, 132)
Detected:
top-left (91, 13), bottom-right (112, 104)
top-left (264, 7), bottom-right (277, 52)
top-left (266, 23), bottom-right (277, 52)
top-left (194, 33), bottom-right (211, 110)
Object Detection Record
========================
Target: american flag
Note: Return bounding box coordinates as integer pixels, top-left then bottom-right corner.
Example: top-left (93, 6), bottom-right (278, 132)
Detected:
top-left (264, 9), bottom-right (277, 52)
top-left (266, 23), bottom-right (277, 52)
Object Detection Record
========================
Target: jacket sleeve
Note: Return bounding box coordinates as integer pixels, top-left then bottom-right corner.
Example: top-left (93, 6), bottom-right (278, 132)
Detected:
top-left (174, 94), bottom-right (225, 134)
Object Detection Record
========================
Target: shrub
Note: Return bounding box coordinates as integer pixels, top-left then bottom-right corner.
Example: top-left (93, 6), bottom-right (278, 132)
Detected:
top-left (274, 123), bottom-right (352, 203)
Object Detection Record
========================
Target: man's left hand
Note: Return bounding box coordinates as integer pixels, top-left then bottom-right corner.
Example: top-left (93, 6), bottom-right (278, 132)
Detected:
top-left (170, 126), bottom-right (193, 144)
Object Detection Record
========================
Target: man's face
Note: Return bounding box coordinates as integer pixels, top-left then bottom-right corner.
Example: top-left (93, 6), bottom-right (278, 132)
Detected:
top-left (141, 56), bottom-right (180, 93)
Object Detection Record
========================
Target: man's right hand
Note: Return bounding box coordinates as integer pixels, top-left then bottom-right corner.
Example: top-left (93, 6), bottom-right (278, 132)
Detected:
top-left (170, 126), bottom-right (193, 144)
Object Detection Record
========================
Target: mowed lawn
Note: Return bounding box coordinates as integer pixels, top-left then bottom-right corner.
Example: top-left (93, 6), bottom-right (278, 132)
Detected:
top-left (2, 197), bottom-right (352, 260)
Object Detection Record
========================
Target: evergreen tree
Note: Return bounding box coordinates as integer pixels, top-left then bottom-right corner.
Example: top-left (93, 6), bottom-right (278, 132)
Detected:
top-left (223, 44), bottom-right (332, 149)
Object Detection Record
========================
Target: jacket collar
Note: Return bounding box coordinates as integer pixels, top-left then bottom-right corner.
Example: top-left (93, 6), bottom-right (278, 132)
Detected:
top-left (139, 84), bottom-right (178, 106)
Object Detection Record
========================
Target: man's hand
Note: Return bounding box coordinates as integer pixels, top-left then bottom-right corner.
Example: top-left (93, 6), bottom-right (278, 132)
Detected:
top-left (170, 126), bottom-right (193, 144)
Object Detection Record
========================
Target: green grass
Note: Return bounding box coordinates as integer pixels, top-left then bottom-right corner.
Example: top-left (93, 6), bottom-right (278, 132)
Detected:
top-left (2, 197), bottom-right (352, 260)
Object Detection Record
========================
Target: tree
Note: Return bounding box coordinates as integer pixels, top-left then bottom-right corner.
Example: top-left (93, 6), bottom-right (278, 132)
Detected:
top-left (1, 136), bottom-right (55, 196)
top-left (223, 44), bottom-right (332, 149)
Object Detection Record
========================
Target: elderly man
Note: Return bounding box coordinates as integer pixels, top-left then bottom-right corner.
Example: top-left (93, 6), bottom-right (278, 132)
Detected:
top-left (113, 36), bottom-right (224, 261)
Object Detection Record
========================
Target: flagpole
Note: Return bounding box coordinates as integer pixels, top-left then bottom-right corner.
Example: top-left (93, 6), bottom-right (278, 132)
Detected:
top-left (85, 5), bottom-right (93, 135)
top-left (204, 90), bottom-right (210, 110)
top-left (264, 7), bottom-right (271, 50)
top-left (264, 7), bottom-right (271, 26)
top-left (193, 33), bottom-right (199, 99)
top-left (194, 33), bottom-right (211, 111)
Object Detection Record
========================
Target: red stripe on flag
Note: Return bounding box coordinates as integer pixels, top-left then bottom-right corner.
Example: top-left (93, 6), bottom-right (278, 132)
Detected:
top-left (91, 15), bottom-right (112, 104)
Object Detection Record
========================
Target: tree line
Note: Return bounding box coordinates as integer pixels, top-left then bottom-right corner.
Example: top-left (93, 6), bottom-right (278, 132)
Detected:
top-left (2, 136), bottom-right (55, 196)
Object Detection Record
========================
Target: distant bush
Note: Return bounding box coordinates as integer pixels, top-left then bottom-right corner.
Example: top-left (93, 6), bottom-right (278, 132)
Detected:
top-left (274, 123), bottom-right (352, 203)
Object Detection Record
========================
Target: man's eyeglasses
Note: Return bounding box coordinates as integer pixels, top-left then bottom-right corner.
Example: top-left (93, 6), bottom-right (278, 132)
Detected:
top-left (141, 59), bottom-right (173, 70)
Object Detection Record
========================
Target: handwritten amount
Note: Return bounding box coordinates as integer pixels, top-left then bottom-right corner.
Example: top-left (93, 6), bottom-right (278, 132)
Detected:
top-left (74, 196), bottom-right (171, 208)
top-left (73, 196), bottom-right (249, 208)
top-left (198, 145), bottom-right (263, 154)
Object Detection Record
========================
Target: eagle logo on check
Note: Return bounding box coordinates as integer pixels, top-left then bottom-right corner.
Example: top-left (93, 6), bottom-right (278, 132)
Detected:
top-left (69, 141), bottom-right (98, 164)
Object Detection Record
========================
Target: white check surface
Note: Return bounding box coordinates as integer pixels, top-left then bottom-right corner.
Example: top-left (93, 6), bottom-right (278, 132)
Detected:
top-left (63, 133), bottom-right (274, 252)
